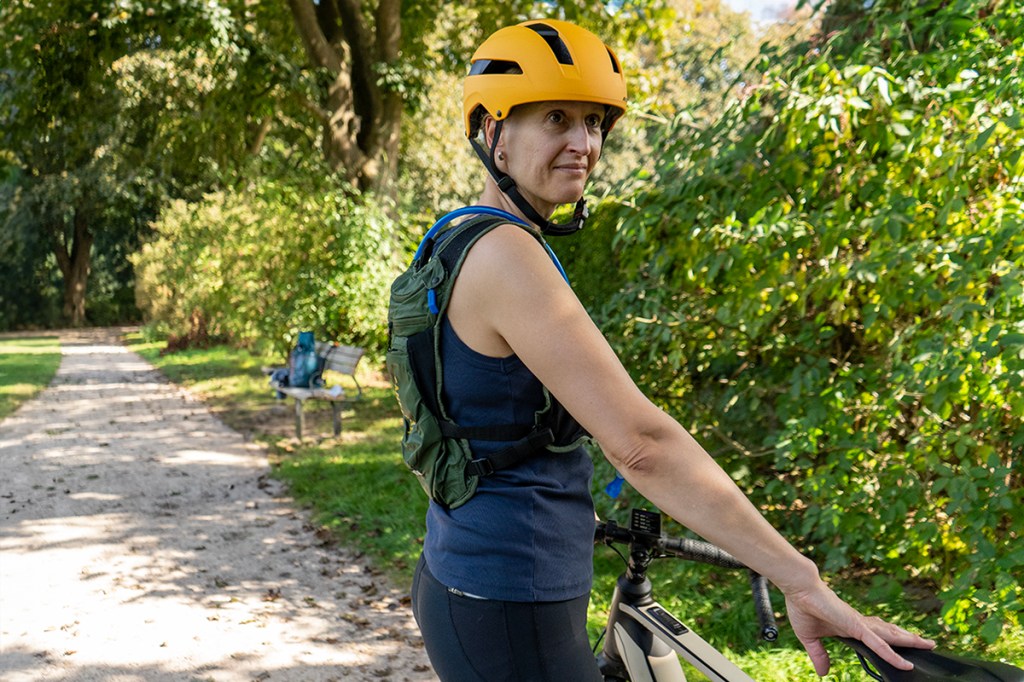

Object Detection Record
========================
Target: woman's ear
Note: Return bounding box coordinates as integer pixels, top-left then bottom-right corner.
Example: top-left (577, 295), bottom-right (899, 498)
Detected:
top-left (483, 114), bottom-right (507, 167)
top-left (482, 114), bottom-right (497, 148)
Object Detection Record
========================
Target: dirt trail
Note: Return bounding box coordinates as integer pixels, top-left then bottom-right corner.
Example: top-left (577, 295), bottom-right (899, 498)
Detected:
top-left (0, 328), bottom-right (437, 682)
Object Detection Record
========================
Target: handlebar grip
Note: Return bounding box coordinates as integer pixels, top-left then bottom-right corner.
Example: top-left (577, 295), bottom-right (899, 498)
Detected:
top-left (749, 572), bottom-right (779, 642)
top-left (661, 536), bottom-right (746, 569)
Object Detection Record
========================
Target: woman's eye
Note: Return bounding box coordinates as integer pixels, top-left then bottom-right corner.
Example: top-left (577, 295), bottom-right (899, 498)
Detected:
top-left (548, 111), bottom-right (565, 124)
top-left (586, 114), bottom-right (603, 129)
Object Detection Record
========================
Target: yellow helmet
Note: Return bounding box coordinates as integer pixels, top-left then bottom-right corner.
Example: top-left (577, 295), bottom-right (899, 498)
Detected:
top-left (463, 19), bottom-right (627, 139)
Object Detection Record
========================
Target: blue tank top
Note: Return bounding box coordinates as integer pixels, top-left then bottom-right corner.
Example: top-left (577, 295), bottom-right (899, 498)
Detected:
top-left (422, 317), bottom-right (596, 602)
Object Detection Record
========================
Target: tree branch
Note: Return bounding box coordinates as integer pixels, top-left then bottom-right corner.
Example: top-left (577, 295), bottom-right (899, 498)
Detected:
top-left (248, 116), bottom-right (274, 156)
top-left (293, 91), bottom-right (332, 125)
top-left (286, 0), bottom-right (342, 73)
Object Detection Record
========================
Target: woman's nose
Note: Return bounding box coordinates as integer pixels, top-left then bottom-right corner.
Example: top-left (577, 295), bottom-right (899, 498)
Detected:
top-left (566, 121), bottom-right (594, 155)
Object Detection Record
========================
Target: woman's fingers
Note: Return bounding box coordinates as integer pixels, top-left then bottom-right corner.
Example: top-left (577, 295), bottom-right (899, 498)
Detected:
top-left (796, 636), bottom-right (832, 676)
top-left (856, 618), bottom-right (936, 670)
top-left (785, 587), bottom-right (935, 676)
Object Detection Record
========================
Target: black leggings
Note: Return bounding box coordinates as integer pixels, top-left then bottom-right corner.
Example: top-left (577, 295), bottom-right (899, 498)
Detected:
top-left (411, 554), bottom-right (603, 682)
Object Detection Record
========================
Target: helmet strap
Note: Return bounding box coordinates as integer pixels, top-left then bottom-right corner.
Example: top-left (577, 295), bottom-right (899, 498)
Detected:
top-left (470, 120), bottom-right (587, 237)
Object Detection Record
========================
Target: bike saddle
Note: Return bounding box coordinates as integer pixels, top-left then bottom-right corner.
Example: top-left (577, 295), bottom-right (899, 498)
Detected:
top-left (838, 637), bottom-right (1024, 682)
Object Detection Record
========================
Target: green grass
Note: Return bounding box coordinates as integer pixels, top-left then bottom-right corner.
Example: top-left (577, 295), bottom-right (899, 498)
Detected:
top-left (0, 335), bottom-right (61, 420)
top-left (125, 333), bottom-right (1024, 678)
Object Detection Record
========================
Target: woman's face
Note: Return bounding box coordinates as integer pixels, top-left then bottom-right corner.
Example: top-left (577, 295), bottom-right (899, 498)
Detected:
top-left (488, 100), bottom-right (605, 218)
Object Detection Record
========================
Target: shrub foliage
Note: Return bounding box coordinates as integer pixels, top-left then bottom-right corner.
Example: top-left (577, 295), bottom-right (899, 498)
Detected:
top-left (596, 0), bottom-right (1023, 642)
top-left (133, 173), bottom-right (396, 356)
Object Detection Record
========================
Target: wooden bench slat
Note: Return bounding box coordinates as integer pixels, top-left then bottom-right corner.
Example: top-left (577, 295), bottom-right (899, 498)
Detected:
top-left (276, 386), bottom-right (345, 401)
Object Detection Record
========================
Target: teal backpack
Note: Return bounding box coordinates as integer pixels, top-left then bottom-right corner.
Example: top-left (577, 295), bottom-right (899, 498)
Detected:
top-left (287, 330), bottom-right (320, 388)
top-left (386, 206), bottom-right (589, 509)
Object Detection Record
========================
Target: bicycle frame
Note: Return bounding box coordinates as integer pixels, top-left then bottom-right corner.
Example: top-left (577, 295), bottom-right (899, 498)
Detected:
top-left (597, 569), bottom-right (756, 682)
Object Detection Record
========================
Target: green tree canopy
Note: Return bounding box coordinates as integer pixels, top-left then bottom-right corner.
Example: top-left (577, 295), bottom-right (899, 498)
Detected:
top-left (1, 0), bottom-right (685, 330)
top-left (0, 0), bottom-right (253, 326)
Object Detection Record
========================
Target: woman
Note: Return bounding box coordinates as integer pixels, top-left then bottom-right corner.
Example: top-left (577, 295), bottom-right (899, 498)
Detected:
top-left (409, 19), bottom-right (934, 681)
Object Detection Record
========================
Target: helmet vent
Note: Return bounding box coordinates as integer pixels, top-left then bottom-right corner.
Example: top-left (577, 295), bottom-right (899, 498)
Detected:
top-left (606, 47), bottom-right (621, 74)
top-left (468, 59), bottom-right (523, 76)
top-left (525, 23), bottom-right (574, 65)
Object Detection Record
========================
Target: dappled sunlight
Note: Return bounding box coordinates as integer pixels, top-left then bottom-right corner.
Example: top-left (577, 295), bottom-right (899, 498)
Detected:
top-left (1, 513), bottom-right (130, 551)
top-left (161, 447), bottom-right (264, 467)
top-left (0, 645), bottom-right (411, 682)
top-left (0, 383), bottom-right (41, 399)
top-left (67, 491), bottom-right (122, 502)
top-left (51, 382), bottom-right (185, 396)
top-left (0, 338), bottom-right (60, 355)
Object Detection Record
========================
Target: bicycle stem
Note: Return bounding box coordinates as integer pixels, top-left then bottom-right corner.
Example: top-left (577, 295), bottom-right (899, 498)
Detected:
top-left (626, 546), bottom-right (655, 583)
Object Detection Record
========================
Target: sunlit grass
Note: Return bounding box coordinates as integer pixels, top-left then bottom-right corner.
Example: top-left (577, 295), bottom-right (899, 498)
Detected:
top-left (126, 333), bottom-right (1024, 677)
top-left (0, 335), bottom-right (61, 420)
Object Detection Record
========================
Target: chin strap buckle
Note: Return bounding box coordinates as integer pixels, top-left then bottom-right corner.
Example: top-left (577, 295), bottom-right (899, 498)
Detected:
top-left (541, 198), bottom-right (587, 236)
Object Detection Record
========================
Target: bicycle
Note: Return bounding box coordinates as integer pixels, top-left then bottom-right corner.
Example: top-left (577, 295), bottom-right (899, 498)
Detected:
top-left (593, 508), bottom-right (1024, 682)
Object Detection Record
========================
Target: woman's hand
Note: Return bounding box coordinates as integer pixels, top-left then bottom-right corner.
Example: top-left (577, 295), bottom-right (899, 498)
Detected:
top-left (783, 580), bottom-right (935, 676)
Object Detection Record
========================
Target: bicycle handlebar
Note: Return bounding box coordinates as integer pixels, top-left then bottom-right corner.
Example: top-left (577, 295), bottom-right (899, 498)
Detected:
top-left (749, 573), bottom-right (780, 642)
top-left (595, 517), bottom-right (779, 642)
top-left (661, 535), bottom-right (746, 569)
top-left (595, 518), bottom-right (745, 568)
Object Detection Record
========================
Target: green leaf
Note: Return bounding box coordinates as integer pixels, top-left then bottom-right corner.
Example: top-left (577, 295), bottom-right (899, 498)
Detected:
top-left (972, 124), bottom-right (997, 152)
top-left (849, 95), bottom-right (872, 110)
top-left (891, 122), bottom-right (911, 137)
top-left (980, 615), bottom-right (1005, 644)
top-left (877, 77), bottom-right (892, 105)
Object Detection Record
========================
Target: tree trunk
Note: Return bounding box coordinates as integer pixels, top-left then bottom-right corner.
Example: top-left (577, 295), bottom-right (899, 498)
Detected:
top-left (287, 0), bottom-right (402, 198)
top-left (373, 0), bottom-right (401, 199)
top-left (52, 209), bottom-right (93, 327)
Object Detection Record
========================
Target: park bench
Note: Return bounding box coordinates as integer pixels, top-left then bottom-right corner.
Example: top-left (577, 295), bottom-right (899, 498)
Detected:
top-left (268, 342), bottom-right (364, 439)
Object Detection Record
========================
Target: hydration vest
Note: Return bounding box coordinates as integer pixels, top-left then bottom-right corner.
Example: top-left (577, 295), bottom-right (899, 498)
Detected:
top-left (386, 206), bottom-right (589, 509)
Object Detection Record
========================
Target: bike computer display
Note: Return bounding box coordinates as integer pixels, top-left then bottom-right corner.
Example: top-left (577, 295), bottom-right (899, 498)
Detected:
top-left (630, 508), bottom-right (662, 540)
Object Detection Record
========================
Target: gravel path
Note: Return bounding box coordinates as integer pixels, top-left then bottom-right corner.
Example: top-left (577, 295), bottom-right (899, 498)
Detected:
top-left (0, 328), bottom-right (437, 682)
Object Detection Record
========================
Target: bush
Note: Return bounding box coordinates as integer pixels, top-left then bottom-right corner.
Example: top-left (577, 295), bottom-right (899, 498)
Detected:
top-left (601, 0), bottom-right (1023, 644)
top-left (133, 173), bottom-right (397, 357)
top-left (549, 201), bottom-right (626, 315)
